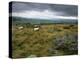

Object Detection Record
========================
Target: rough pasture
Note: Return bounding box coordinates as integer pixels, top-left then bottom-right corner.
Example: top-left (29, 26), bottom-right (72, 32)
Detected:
top-left (12, 24), bottom-right (78, 58)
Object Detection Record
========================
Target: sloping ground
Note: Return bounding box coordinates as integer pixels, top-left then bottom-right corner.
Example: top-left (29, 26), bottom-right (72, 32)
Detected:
top-left (12, 24), bottom-right (78, 58)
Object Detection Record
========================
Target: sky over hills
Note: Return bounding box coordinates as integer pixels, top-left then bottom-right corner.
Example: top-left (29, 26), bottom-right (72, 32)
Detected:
top-left (9, 2), bottom-right (78, 20)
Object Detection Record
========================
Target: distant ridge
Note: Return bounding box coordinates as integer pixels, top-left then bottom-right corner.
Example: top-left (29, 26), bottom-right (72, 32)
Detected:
top-left (11, 16), bottom-right (78, 24)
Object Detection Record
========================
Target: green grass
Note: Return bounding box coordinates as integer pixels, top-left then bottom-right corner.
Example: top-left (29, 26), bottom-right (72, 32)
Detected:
top-left (12, 24), bottom-right (78, 58)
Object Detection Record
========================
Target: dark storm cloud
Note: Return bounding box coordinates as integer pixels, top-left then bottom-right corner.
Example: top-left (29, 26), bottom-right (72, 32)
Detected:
top-left (10, 2), bottom-right (78, 17)
top-left (12, 2), bottom-right (52, 12)
top-left (49, 4), bottom-right (78, 16)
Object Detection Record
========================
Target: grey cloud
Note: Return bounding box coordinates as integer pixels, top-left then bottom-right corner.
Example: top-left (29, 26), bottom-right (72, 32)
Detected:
top-left (11, 2), bottom-right (78, 17)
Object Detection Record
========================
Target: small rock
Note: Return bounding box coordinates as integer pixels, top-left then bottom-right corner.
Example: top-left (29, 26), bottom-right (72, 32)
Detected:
top-left (27, 55), bottom-right (37, 58)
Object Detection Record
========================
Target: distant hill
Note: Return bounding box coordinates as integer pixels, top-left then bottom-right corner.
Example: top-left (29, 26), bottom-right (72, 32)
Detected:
top-left (10, 16), bottom-right (78, 24)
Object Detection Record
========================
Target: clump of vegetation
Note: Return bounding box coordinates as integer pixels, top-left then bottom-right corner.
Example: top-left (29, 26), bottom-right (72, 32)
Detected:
top-left (63, 26), bottom-right (70, 29)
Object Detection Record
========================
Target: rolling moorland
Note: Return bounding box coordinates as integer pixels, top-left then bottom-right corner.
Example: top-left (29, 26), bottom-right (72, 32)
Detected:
top-left (12, 17), bottom-right (78, 58)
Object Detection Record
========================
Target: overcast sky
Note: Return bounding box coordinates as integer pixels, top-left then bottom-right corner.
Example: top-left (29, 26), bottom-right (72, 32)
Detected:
top-left (10, 2), bottom-right (78, 20)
